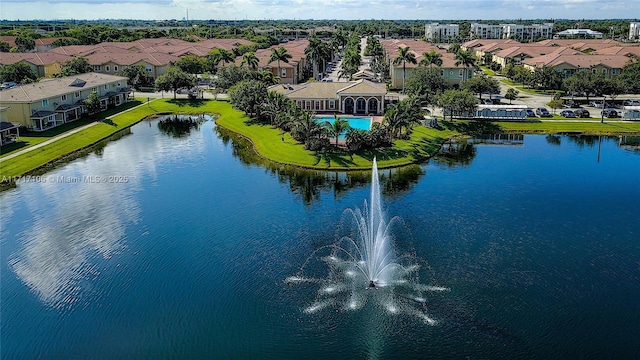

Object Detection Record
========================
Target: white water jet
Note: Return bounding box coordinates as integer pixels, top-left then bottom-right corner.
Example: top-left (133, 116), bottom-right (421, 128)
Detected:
top-left (287, 158), bottom-right (448, 325)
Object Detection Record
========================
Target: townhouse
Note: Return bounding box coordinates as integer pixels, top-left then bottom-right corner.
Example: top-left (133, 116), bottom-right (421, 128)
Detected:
top-left (0, 72), bottom-right (130, 131)
top-left (382, 39), bottom-right (474, 89)
top-left (521, 54), bottom-right (630, 79)
top-left (86, 52), bottom-right (179, 81)
top-left (235, 39), bottom-right (309, 84)
top-left (0, 52), bottom-right (71, 78)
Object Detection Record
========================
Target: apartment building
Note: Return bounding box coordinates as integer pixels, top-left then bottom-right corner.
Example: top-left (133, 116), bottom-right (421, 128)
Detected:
top-left (471, 23), bottom-right (554, 41)
top-left (425, 23), bottom-right (459, 43)
top-left (630, 22), bottom-right (640, 40)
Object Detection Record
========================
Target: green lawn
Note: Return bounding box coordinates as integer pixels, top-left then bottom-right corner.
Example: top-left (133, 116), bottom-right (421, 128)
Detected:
top-left (215, 105), bottom-right (458, 170)
top-left (3, 97), bottom-right (638, 183)
top-left (0, 99), bottom-right (230, 179)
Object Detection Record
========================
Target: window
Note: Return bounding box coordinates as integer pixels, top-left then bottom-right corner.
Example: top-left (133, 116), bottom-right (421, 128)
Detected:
top-left (329, 101), bottom-right (335, 110)
top-left (117, 82), bottom-right (121, 87)
top-left (281, 68), bottom-right (287, 78)
top-left (459, 69), bottom-right (463, 77)
top-left (94, 65), bottom-right (101, 71)
top-left (75, 91), bottom-right (80, 98)
top-left (449, 70), bottom-right (453, 76)
top-left (305, 101), bottom-right (311, 109)
top-left (145, 66), bottom-right (152, 72)
top-left (592, 68), bottom-right (597, 74)
top-left (42, 99), bottom-right (49, 106)
top-left (61, 94), bottom-right (67, 101)
top-left (315, 101), bottom-right (320, 110)
top-left (114, 66), bottom-right (118, 72)
top-left (104, 84), bottom-right (109, 90)
top-left (105, 65), bottom-right (110, 72)
top-left (602, 69), bottom-right (607, 74)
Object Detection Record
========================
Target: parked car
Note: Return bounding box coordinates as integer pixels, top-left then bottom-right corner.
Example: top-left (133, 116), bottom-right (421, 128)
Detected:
top-left (589, 101), bottom-right (604, 108)
top-left (623, 100), bottom-right (640, 106)
top-left (560, 110), bottom-right (576, 118)
top-left (536, 107), bottom-right (551, 117)
top-left (574, 109), bottom-right (590, 118)
top-left (601, 109), bottom-right (620, 118)
top-left (0, 81), bottom-right (17, 90)
top-left (525, 108), bottom-right (536, 117)
top-left (482, 99), bottom-right (493, 105)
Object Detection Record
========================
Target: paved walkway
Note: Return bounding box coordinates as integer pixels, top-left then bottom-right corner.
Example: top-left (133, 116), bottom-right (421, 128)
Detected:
top-left (0, 98), bottom-right (164, 162)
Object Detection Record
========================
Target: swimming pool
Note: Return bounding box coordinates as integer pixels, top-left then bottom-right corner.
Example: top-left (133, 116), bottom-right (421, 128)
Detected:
top-left (314, 115), bottom-right (372, 133)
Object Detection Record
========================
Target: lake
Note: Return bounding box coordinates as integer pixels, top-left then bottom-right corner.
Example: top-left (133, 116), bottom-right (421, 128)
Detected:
top-left (1, 118), bottom-right (639, 359)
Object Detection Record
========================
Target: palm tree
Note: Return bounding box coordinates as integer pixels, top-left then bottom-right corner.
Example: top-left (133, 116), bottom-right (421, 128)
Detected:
top-left (241, 52), bottom-right (259, 70)
top-left (420, 50), bottom-right (443, 67)
top-left (206, 49), bottom-right (222, 73)
top-left (291, 111), bottom-right (324, 144)
top-left (262, 91), bottom-right (290, 125)
top-left (305, 36), bottom-right (330, 80)
top-left (269, 46), bottom-right (292, 83)
top-left (393, 46), bottom-right (417, 92)
top-left (454, 50), bottom-right (476, 82)
top-left (324, 117), bottom-right (350, 146)
top-left (218, 49), bottom-right (236, 65)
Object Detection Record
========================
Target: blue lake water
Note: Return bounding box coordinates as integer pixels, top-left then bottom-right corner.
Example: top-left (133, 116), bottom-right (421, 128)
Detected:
top-left (1, 119), bottom-right (639, 359)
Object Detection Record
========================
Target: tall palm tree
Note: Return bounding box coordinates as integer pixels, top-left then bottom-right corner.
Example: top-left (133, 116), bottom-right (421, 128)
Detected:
top-left (324, 117), bottom-right (350, 146)
top-left (454, 50), bottom-right (476, 82)
top-left (305, 36), bottom-right (329, 80)
top-left (420, 50), bottom-right (443, 67)
top-left (269, 46), bottom-right (292, 83)
top-left (241, 52), bottom-right (259, 70)
top-left (393, 46), bottom-right (417, 92)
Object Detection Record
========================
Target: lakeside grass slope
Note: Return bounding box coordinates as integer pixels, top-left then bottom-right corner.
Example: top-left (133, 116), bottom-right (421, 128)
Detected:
top-left (2, 98), bottom-right (639, 183)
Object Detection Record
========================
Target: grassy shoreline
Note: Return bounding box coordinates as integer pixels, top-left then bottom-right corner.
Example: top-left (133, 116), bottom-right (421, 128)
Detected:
top-left (2, 98), bottom-right (639, 187)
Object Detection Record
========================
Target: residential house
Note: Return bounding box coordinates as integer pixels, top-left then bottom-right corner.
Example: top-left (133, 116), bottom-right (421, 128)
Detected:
top-left (34, 38), bottom-right (68, 52)
top-left (269, 79), bottom-right (387, 115)
top-left (0, 73), bottom-right (130, 131)
top-left (382, 39), bottom-right (474, 89)
top-left (492, 46), bottom-right (579, 68)
top-left (522, 54), bottom-right (629, 79)
top-left (0, 52), bottom-right (71, 77)
top-left (86, 52), bottom-right (179, 81)
top-left (0, 106), bottom-right (21, 146)
top-left (237, 39), bottom-right (309, 84)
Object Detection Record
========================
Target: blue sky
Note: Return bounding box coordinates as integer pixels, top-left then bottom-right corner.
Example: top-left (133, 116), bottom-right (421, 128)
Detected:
top-left (1, 0), bottom-right (638, 21)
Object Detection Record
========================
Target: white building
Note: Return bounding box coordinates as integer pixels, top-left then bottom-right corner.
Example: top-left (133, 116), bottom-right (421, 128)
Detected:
top-left (470, 23), bottom-right (503, 39)
top-left (630, 22), bottom-right (640, 40)
top-left (502, 23), bottom-right (555, 41)
top-left (556, 29), bottom-right (604, 39)
top-left (425, 23), bottom-right (459, 43)
top-left (471, 23), bottom-right (554, 41)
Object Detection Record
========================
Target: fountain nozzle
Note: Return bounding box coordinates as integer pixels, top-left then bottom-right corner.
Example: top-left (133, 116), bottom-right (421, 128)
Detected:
top-left (368, 280), bottom-right (376, 288)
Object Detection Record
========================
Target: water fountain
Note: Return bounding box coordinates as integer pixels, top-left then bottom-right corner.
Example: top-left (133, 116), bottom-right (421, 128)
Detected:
top-left (286, 158), bottom-right (448, 325)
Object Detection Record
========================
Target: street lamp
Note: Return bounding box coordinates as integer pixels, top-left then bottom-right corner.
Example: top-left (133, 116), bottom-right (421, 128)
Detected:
top-left (601, 95), bottom-right (606, 123)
